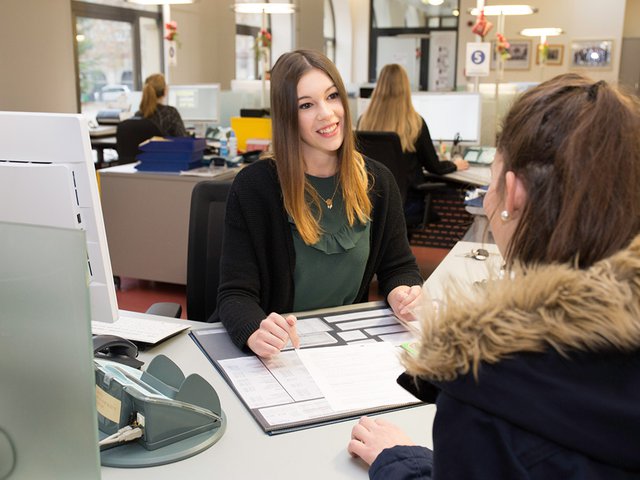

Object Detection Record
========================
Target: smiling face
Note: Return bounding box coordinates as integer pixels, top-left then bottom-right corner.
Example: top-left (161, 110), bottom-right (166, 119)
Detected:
top-left (296, 68), bottom-right (345, 168)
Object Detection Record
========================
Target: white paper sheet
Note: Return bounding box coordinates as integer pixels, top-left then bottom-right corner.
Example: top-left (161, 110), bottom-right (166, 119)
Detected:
top-left (323, 307), bottom-right (394, 323)
top-left (296, 343), bottom-right (417, 411)
top-left (334, 315), bottom-right (399, 331)
top-left (219, 357), bottom-right (293, 408)
top-left (263, 351), bottom-right (323, 401)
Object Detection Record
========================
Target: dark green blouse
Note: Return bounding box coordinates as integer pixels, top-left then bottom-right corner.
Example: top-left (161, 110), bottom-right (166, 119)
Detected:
top-left (290, 174), bottom-right (371, 312)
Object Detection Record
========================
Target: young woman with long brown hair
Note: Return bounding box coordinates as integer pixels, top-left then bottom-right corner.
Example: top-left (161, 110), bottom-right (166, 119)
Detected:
top-left (214, 50), bottom-right (423, 358)
top-left (358, 64), bottom-right (468, 218)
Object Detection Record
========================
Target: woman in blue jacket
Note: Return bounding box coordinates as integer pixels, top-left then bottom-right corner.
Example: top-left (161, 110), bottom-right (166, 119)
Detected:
top-left (348, 73), bottom-right (640, 478)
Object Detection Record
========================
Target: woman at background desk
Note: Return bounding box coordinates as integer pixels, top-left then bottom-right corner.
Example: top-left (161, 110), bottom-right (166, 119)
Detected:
top-left (214, 50), bottom-right (423, 358)
top-left (358, 64), bottom-right (469, 219)
top-left (349, 73), bottom-right (640, 478)
top-left (136, 73), bottom-right (187, 137)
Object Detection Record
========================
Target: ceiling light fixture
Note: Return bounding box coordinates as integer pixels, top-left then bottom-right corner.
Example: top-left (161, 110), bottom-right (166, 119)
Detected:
top-left (231, 3), bottom-right (296, 14)
top-left (469, 5), bottom-right (537, 15)
top-left (428, 0), bottom-right (445, 6)
top-left (125, 0), bottom-right (198, 4)
top-left (520, 27), bottom-right (563, 37)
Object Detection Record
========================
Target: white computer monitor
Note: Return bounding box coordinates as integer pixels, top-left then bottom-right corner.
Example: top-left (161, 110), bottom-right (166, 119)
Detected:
top-left (0, 111), bottom-right (118, 324)
top-left (167, 83), bottom-right (221, 124)
top-left (410, 92), bottom-right (481, 144)
top-left (357, 92), bottom-right (482, 144)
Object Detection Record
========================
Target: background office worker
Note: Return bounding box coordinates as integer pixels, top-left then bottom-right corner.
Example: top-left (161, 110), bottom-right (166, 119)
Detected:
top-left (214, 50), bottom-right (423, 358)
top-left (136, 73), bottom-right (187, 137)
top-left (348, 73), bottom-right (640, 478)
top-left (358, 64), bottom-right (468, 219)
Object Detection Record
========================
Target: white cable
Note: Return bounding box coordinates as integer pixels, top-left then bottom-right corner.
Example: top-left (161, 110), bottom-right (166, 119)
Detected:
top-left (99, 425), bottom-right (143, 447)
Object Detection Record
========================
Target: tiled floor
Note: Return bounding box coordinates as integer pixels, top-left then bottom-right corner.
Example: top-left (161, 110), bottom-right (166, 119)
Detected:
top-left (115, 246), bottom-right (450, 320)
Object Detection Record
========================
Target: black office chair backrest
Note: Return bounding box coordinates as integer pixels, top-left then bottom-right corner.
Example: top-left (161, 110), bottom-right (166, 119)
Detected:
top-left (115, 117), bottom-right (162, 164)
top-left (354, 131), bottom-right (408, 203)
top-left (186, 180), bottom-right (233, 322)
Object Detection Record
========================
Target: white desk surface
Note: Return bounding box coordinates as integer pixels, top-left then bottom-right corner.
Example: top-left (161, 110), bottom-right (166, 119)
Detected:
top-left (443, 164), bottom-right (491, 186)
top-left (101, 241), bottom-right (502, 479)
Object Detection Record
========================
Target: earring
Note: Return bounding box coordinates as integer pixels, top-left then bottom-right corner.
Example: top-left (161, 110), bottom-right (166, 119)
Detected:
top-left (500, 210), bottom-right (510, 222)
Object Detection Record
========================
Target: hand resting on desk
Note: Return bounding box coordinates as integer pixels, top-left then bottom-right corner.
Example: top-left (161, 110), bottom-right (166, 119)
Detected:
top-left (387, 285), bottom-right (423, 322)
top-left (348, 416), bottom-right (415, 466)
top-left (247, 312), bottom-right (301, 358)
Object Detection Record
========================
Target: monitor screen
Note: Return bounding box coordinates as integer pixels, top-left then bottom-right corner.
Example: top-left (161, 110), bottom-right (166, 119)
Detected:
top-left (0, 111), bottom-right (118, 324)
top-left (357, 92), bottom-right (482, 144)
top-left (410, 92), bottom-right (481, 143)
top-left (167, 83), bottom-right (220, 123)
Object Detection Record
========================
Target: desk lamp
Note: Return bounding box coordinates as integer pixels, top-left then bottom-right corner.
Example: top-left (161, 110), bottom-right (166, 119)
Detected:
top-left (232, 3), bottom-right (297, 109)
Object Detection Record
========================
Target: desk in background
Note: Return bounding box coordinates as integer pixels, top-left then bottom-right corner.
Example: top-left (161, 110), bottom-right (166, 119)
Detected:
top-left (443, 164), bottom-right (491, 187)
top-left (98, 163), bottom-right (238, 285)
top-left (90, 135), bottom-right (117, 169)
top-left (101, 241), bottom-right (501, 479)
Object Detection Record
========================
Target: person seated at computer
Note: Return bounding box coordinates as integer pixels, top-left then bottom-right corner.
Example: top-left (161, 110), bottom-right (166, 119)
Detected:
top-left (357, 64), bottom-right (469, 220)
top-left (347, 73), bottom-right (640, 478)
top-left (136, 73), bottom-right (187, 137)
top-left (213, 50), bottom-right (423, 358)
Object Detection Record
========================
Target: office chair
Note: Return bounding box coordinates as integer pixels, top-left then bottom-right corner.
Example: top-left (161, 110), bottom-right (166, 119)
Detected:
top-left (115, 117), bottom-right (162, 165)
top-left (354, 131), bottom-right (447, 228)
top-left (147, 180), bottom-right (233, 321)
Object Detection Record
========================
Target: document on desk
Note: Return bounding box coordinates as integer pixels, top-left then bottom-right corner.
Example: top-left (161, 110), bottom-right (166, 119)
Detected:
top-left (190, 304), bottom-right (422, 434)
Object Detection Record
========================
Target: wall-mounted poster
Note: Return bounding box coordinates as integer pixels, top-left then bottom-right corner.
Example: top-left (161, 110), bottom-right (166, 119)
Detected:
top-left (491, 40), bottom-right (532, 70)
top-left (570, 39), bottom-right (613, 69)
top-left (428, 31), bottom-right (456, 91)
top-left (537, 44), bottom-right (564, 65)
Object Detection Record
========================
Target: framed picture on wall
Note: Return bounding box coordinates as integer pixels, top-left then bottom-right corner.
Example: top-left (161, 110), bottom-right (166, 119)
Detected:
top-left (491, 40), bottom-right (532, 70)
top-left (570, 39), bottom-right (613, 69)
top-left (536, 44), bottom-right (564, 65)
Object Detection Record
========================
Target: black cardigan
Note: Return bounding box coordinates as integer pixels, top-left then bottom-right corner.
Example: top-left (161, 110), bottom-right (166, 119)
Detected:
top-left (213, 157), bottom-right (422, 349)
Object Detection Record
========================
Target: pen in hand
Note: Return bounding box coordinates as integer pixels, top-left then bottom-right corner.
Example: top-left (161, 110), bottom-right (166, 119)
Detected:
top-left (286, 315), bottom-right (301, 349)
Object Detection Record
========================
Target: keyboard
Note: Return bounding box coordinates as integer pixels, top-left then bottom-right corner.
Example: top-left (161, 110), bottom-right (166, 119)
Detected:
top-left (91, 314), bottom-right (190, 344)
top-left (89, 125), bottom-right (117, 137)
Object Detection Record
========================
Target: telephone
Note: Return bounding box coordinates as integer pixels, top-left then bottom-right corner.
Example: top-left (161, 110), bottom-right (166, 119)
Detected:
top-left (93, 335), bottom-right (144, 369)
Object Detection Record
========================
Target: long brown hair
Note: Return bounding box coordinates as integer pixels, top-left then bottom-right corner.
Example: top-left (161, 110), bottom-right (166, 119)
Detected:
top-left (358, 64), bottom-right (422, 152)
top-left (139, 73), bottom-right (166, 118)
top-left (267, 49), bottom-right (371, 245)
top-left (496, 73), bottom-right (640, 268)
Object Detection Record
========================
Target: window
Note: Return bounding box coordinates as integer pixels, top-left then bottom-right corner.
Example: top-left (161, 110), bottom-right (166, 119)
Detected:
top-left (324, 0), bottom-right (336, 62)
top-left (234, 2), bottom-right (264, 80)
top-left (369, 0), bottom-right (459, 90)
top-left (72, 1), bottom-right (162, 117)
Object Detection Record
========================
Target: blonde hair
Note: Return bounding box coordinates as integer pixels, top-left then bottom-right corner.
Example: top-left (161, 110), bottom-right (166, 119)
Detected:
top-left (139, 73), bottom-right (166, 118)
top-left (358, 64), bottom-right (422, 152)
top-left (267, 50), bottom-right (372, 245)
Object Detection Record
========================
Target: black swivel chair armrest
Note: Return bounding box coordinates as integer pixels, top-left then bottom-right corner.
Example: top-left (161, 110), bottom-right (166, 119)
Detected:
top-left (414, 181), bottom-right (448, 192)
top-left (145, 302), bottom-right (182, 318)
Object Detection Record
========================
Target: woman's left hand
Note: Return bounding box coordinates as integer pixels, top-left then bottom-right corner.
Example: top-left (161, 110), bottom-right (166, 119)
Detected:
top-left (348, 416), bottom-right (414, 466)
top-left (387, 284), bottom-right (422, 322)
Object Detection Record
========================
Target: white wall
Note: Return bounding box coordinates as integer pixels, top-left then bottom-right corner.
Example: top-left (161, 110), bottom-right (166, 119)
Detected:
top-left (456, 0), bottom-right (627, 87)
top-left (1, 0), bottom-right (77, 113)
top-left (167, 1), bottom-right (236, 88)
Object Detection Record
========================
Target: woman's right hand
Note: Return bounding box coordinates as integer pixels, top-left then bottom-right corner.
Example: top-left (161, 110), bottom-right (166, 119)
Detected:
top-left (247, 312), bottom-right (300, 358)
top-left (454, 157), bottom-right (469, 171)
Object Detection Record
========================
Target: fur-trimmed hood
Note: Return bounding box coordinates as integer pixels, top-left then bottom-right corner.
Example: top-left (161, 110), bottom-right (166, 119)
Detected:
top-left (408, 235), bottom-right (640, 381)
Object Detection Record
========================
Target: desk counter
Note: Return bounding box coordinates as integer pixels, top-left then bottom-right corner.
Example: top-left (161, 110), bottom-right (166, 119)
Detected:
top-left (98, 164), bottom-right (238, 285)
top-left (102, 243), bottom-right (501, 479)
